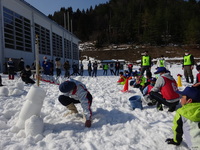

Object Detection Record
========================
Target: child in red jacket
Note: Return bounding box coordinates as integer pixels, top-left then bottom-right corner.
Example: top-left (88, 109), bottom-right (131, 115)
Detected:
top-left (142, 77), bottom-right (157, 105)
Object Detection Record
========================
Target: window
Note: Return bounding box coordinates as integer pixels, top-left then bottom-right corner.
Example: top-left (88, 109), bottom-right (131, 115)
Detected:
top-left (3, 7), bottom-right (31, 52)
top-left (72, 43), bottom-right (79, 60)
top-left (52, 32), bottom-right (63, 57)
top-left (64, 39), bottom-right (71, 59)
top-left (34, 23), bottom-right (50, 55)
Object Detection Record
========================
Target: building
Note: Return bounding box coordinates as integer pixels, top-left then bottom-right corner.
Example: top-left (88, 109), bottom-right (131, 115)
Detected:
top-left (0, 0), bottom-right (80, 73)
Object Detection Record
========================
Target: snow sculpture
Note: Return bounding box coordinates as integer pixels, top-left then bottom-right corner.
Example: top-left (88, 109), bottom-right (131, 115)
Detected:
top-left (16, 85), bottom-right (46, 130)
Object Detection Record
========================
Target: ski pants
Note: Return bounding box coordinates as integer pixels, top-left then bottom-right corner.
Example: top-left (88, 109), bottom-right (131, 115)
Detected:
top-left (58, 93), bottom-right (93, 106)
top-left (149, 91), bottom-right (179, 107)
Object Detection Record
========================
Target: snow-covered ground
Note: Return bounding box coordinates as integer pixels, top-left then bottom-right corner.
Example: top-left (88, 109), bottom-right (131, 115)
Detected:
top-left (0, 63), bottom-right (198, 150)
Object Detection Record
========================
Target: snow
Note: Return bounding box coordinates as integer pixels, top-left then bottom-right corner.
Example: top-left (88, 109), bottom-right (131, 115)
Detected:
top-left (0, 62), bottom-right (198, 150)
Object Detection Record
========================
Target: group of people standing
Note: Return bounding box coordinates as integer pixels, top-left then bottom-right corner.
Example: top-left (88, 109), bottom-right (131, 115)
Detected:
top-left (87, 60), bottom-right (121, 77)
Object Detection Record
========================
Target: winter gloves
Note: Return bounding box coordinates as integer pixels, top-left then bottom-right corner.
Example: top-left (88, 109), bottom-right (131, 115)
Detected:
top-left (165, 138), bottom-right (180, 146)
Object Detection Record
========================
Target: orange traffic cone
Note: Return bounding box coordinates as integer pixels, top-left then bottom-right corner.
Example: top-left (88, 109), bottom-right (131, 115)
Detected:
top-left (121, 78), bottom-right (129, 92)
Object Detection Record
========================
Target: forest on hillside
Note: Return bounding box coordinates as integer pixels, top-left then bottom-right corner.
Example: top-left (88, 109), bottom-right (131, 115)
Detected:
top-left (48, 0), bottom-right (200, 47)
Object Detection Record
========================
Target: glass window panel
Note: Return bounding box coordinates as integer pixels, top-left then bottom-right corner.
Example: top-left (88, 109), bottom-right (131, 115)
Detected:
top-left (5, 43), bottom-right (14, 49)
top-left (3, 7), bottom-right (13, 14)
top-left (3, 12), bottom-right (13, 20)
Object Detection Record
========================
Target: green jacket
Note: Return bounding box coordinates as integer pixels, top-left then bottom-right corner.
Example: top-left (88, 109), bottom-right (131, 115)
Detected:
top-left (172, 103), bottom-right (200, 149)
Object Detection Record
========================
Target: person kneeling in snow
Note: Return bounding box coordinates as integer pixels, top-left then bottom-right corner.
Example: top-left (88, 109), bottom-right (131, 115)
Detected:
top-left (166, 87), bottom-right (200, 149)
top-left (20, 65), bottom-right (35, 84)
top-left (58, 80), bottom-right (93, 128)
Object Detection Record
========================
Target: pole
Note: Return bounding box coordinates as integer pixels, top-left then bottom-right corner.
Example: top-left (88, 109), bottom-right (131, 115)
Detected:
top-left (35, 34), bottom-right (40, 86)
top-left (64, 13), bottom-right (66, 29)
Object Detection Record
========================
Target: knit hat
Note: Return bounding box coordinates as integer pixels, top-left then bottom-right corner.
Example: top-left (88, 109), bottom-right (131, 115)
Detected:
top-left (59, 81), bottom-right (76, 93)
top-left (176, 87), bottom-right (200, 102)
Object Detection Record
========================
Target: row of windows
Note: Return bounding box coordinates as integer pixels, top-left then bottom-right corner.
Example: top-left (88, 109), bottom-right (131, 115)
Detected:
top-left (3, 7), bottom-right (78, 59)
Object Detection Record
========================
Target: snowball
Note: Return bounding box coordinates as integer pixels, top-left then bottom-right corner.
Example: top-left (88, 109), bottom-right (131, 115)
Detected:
top-left (0, 87), bottom-right (9, 96)
top-left (25, 115), bottom-right (44, 137)
top-left (15, 82), bottom-right (24, 90)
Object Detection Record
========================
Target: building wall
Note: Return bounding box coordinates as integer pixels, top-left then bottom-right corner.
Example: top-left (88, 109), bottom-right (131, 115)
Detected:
top-left (0, 0), bottom-right (80, 72)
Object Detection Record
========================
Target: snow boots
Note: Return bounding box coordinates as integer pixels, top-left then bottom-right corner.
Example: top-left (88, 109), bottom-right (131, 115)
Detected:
top-left (64, 103), bottom-right (78, 116)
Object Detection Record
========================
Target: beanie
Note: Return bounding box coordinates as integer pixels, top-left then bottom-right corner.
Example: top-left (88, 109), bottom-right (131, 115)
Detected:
top-left (59, 81), bottom-right (76, 93)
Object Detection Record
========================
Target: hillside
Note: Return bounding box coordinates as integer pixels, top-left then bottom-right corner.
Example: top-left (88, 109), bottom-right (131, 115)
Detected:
top-left (80, 43), bottom-right (200, 64)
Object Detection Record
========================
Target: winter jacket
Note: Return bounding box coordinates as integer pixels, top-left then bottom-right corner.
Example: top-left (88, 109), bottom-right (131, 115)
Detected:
top-left (117, 75), bottom-right (126, 85)
top-left (103, 64), bottom-right (109, 70)
top-left (141, 55), bottom-right (151, 67)
top-left (151, 72), bottom-right (180, 102)
top-left (55, 61), bottom-right (62, 69)
top-left (143, 84), bottom-right (154, 95)
top-left (62, 80), bottom-right (92, 120)
top-left (196, 73), bottom-right (200, 83)
top-left (182, 54), bottom-right (195, 67)
top-left (63, 62), bottom-right (70, 70)
top-left (18, 61), bottom-right (25, 71)
top-left (172, 103), bottom-right (200, 149)
top-left (135, 75), bottom-right (146, 87)
top-left (7, 60), bottom-right (14, 68)
top-left (156, 58), bottom-right (168, 69)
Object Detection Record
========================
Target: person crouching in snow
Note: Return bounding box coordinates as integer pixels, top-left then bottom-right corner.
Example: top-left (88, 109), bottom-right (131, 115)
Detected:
top-left (20, 65), bottom-right (35, 84)
top-left (150, 67), bottom-right (180, 112)
top-left (166, 87), bottom-right (200, 149)
top-left (117, 72), bottom-right (126, 85)
top-left (133, 74), bottom-right (146, 92)
top-left (142, 77), bottom-right (157, 106)
top-left (58, 80), bottom-right (93, 128)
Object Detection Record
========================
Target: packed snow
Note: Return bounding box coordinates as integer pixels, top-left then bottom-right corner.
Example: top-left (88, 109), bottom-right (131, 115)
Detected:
top-left (0, 61), bottom-right (199, 150)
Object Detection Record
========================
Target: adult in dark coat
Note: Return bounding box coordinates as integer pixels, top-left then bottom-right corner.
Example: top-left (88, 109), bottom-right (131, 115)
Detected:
top-left (18, 58), bottom-right (25, 71)
top-left (115, 61), bottom-right (120, 76)
top-left (7, 58), bottom-right (15, 80)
